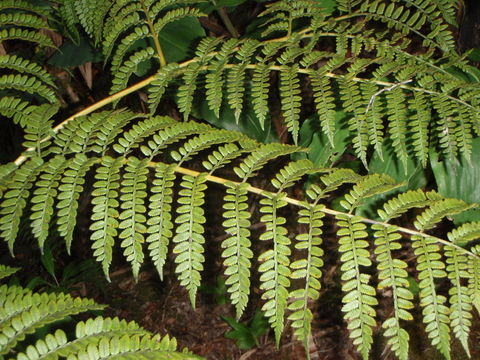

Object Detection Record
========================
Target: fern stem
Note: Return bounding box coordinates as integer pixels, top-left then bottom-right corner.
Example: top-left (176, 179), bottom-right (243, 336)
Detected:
top-left (141, 0), bottom-right (167, 67)
top-left (171, 164), bottom-right (479, 260)
top-left (218, 7), bottom-right (239, 38)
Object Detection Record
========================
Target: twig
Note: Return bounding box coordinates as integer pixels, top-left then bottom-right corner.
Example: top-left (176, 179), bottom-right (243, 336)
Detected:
top-left (365, 79), bottom-right (412, 114)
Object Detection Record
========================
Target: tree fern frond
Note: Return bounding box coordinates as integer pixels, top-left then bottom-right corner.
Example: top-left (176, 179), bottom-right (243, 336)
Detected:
top-left (206, 38), bottom-right (239, 118)
top-left (0, 28), bottom-right (55, 48)
top-left (30, 156), bottom-right (68, 251)
top-left (362, 82), bottom-right (384, 158)
top-left (153, 7), bottom-right (204, 33)
top-left (90, 156), bottom-right (123, 280)
top-left (140, 121), bottom-right (212, 159)
top-left (171, 129), bottom-right (246, 165)
top-left (0, 55), bottom-right (55, 88)
top-left (110, 47), bottom-right (156, 97)
top-left (0, 290), bottom-right (104, 355)
top-left (110, 25), bottom-right (150, 75)
top-left (0, 0), bottom-right (49, 17)
top-left (147, 63), bottom-right (181, 115)
top-left (386, 87), bottom-right (408, 173)
top-left (75, 0), bottom-right (110, 43)
top-left (0, 97), bottom-right (33, 126)
top-left (178, 37), bottom-right (222, 120)
top-left (222, 182), bottom-right (253, 319)
top-left (341, 174), bottom-right (400, 212)
top-left (102, 12), bottom-right (142, 61)
top-left (373, 223), bottom-right (412, 360)
top-left (288, 201), bottom-right (325, 348)
top-left (119, 157), bottom-right (149, 280)
top-left (339, 79), bottom-right (369, 168)
top-left (147, 163), bottom-right (175, 280)
top-left (0, 265), bottom-right (19, 280)
top-left (310, 71), bottom-right (336, 146)
top-left (0, 74), bottom-right (56, 104)
top-left (279, 65), bottom-right (302, 144)
top-left (57, 154), bottom-right (96, 253)
top-left (251, 61), bottom-right (271, 130)
top-left (113, 116), bottom-right (176, 156)
top-left (408, 92), bottom-right (430, 168)
top-left (0, 158), bottom-right (43, 253)
top-left (173, 173), bottom-right (207, 307)
top-left (0, 12), bottom-right (49, 30)
top-left (22, 104), bottom-right (57, 158)
top-left (203, 142), bottom-right (256, 174)
top-left (468, 246), bottom-right (480, 314)
top-left (227, 39), bottom-right (259, 123)
top-left (258, 191), bottom-right (290, 345)
top-left (337, 214), bottom-right (377, 360)
top-left (445, 244), bottom-right (472, 357)
top-left (234, 143), bottom-right (301, 180)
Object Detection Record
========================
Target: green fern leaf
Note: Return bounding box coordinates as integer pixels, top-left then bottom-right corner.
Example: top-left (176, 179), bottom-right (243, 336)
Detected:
top-left (310, 71), bottom-right (336, 146)
top-left (119, 157), bottom-right (149, 280)
top-left (110, 47), bottom-right (156, 97)
top-left (147, 163), bottom-right (175, 280)
top-left (206, 38), bottom-right (239, 118)
top-left (339, 78), bottom-right (369, 168)
top-left (147, 63), bottom-right (180, 115)
top-left (173, 173), bottom-right (208, 307)
top-left (227, 39), bottom-right (259, 123)
top-left (251, 61), bottom-right (271, 130)
top-left (90, 156), bottom-right (123, 280)
top-left (0, 158), bottom-right (43, 253)
top-left (386, 87), bottom-right (408, 173)
top-left (279, 65), bottom-right (302, 144)
top-left (0, 28), bottom-right (55, 48)
top-left (0, 97), bottom-right (33, 126)
top-left (337, 214), bottom-right (377, 360)
top-left (361, 82), bottom-right (384, 158)
top-left (57, 155), bottom-right (96, 254)
top-left (409, 92), bottom-right (430, 167)
top-left (0, 265), bottom-right (19, 280)
top-left (0, 290), bottom-right (104, 355)
top-left (222, 182), bottom-right (253, 319)
top-left (140, 121), bottom-right (212, 159)
top-left (113, 116), bottom-right (176, 156)
top-left (288, 200), bottom-right (325, 348)
top-left (0, 55), bottom-right (55, 87)
top-left (111, 25), bottom-right (150, 75)
top-left (154, 7), bottom-right (204, 33)
top-left (30, 156), bottom-right (68, 251)
top-left (0, 74), bottom-right (56, 104)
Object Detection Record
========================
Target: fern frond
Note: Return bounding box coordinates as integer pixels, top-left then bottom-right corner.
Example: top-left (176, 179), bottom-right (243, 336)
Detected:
top-left (173, 173), bottom-right (208, 307)
top-left (339, 79), bottom-right (369, 167)
top-left (147, 163), bottom-right (175, 280)
top-left (110, 47), bottom-right (156, 97)
top-left (222, 182), bottom-right (253, 319)
top-left (279, 65), bottom-right (302, 144)
top-left (206, 38), bottom-right (239, 118)
top-left (0, 158), bottom-right (43, 253)
top-left (0, 265), bottom-right (19, 280)
top-left (90, 156), bottom-right (123, 280)
top-left (362, 82), bottom-right (384, 158)
top-left (171, 129), bottom-right (246, 165)
top-left (0, 290), bottom-right (104, 355)
top-left (57, 154), bottom-right (96, 253)
top-left (288, 200), bottom-right (325, 348)
top-left (251, 61), bottom-right (271, 130)
top-left (227, 39), bottom-right (259, 123)
top-left (75, 0), bottom-right (110, 43)
top-left (110, 25), bottom-right (150, 75)
top-left (310, 71), bottom-right (336, 146)
top-left (153, 7), bottom-right (204, 33)
top-left (0, 74), bottom-right (56, 104)
top-left (113, 116), bottom-right (176, 156)
top-left (0, 28), bottom-right (55, 48)
top-left (30, 156), bottom-right (68, 251)
top-left (178, 37), bottom-right (222, 120)
top-left (258, 191), bottom-right (290, 345)
top-left (0, 55), bottom-right (55, 88)
top-left (337, 214), bottom-right (377, 360)
top-left (373, 223), bottom-right (412, 360)
top-left (102, 12), bottom-right (142, 61)
top-left (140, 121), bottom-right (212, 159)
top-left (234, 143), bottom-right (301, 180)
top-left (203, 141), bottom-right (256, 174)
top-left (409, 92), bottom-right (430, 167)
top-left (22, 105), bottom-right (57, 158)
top-left (0, 97), bottom-right (33, 126)
top-left (445, 244), bottom-right (472, 357)
top-left (386, 87), bottom-right (408, 173)
top-left (468, 246), bottom-right (480, 314)
top-left (0, 12), bottom-right (49, 30)
top-left (118, 157), bottom-right (149, 280)
top-left (147, 63), bottom-right (181, 115)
